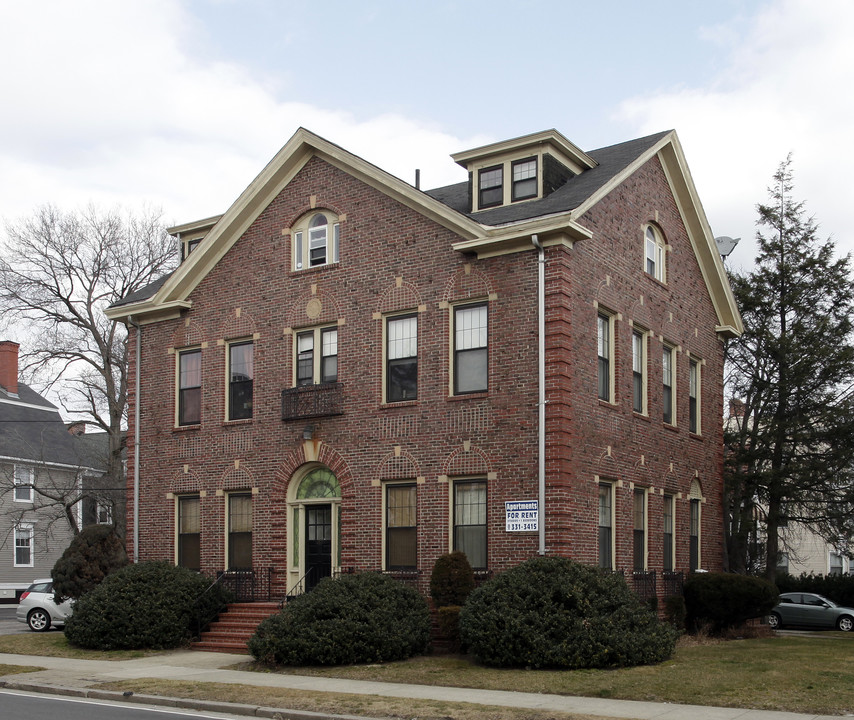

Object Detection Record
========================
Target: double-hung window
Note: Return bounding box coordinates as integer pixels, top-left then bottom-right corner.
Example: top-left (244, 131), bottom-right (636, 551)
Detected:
top-left (296, 326), bottom-right (338, 386)
top-left (13, 465), bottom-right (33, 502)
top-left (689, 358), bottom-right (701, 434)
top-left (632, 329), bottom-right (646, 414)
top-left (386, 483), bottom-right (416, 570)
top-left (689, 498), bottom-right (701, 572)
top-left (662, 345), bottom-right (675, 425)
top-left (228, 341), bottom-right (254, 420)
top-left (177, 494), bottom-right (200, 572)
top-left (454, 303), bottom-right (487, 394)
top-left (598, 482), bottom-right (613, 570)
top-left (453, 480), bottom-right (487, 569)
top-left (597, 312), bottom-right (613, 402)
top-left (478, 165), bottom-right (503, 209)
top-left (645, 226), bottom-right (666, 282)
top-left (663, 494), bottom-right (674, 572)
top-left (14, 524), bottom-right (33, 567)
top-left (228, 493), bottom-right (252, 570)
top-left (511, 157), bottom-right (537, 201)
top-left (386, 314), bottom-right (417, 402)
top-left (293, 212), bottom-right (340, 270)
top-left (177, 349), bottom-right (201, 426)
top-left (633, 488), bottom-right (646, 571)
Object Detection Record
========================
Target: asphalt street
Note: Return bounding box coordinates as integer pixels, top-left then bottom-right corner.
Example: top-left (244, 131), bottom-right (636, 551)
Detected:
top-left (0, 606), bottom-right (31, 635)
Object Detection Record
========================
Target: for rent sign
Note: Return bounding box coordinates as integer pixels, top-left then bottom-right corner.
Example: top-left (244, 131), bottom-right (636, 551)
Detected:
top-left (505, 500), bottom-right (538, 532)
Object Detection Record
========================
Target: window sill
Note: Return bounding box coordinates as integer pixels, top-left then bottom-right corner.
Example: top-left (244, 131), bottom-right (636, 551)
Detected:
top-left (598, 399), bottom-right (618, 410)
top-left (633, 412), bottom-right (651, 422)
top-left (290, 261), bottom-right (340, 276)
top-left (662, 422), bottom-right (679, 432)
top-left (689, 432), bottom-right (704, 441)
top-left (173, 424), bottom-right (201, 433)
top-left (223, 418), bottom-right (253, 427)
top-left (644, 274), bottom-right (668, 289)
top-left (381, 400), bottom-right (418, 409)
top-left (448, 392), bottom-right (488, 402)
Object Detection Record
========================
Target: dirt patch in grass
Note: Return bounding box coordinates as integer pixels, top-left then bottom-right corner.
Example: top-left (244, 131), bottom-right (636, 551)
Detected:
top-left (0, 663), bottom-right (44, 676)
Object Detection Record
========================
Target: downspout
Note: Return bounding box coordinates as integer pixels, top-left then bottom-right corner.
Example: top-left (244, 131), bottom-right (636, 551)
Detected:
top-left (127, 315), bottom-right (141, 564)
top-left (532, 235), bottom-right (546, 556)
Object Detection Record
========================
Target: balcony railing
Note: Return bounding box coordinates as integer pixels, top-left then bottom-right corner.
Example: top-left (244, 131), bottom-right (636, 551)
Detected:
top-left (282, 382), bottom-right (344, 421)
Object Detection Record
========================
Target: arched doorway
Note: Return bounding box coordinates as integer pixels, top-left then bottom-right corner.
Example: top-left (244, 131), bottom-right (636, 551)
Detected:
top-left (287, 465), bottom-right (341, 594)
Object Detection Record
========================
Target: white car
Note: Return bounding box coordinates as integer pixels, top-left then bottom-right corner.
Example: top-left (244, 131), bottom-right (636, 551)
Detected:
top-left (16, 579), bottom-right (73, 631)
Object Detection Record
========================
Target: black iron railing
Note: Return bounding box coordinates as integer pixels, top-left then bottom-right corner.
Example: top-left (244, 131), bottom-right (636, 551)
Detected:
top-left (281, 382), bottom-right (344, 420)
top-left (661, 570), bottom-right (684, 597)
top-left (631, 569), bottom-right (657, 601)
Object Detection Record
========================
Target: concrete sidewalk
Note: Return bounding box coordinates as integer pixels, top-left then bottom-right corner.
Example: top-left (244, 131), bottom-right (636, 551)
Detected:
top-left (0, 650), bottom-right (843, 720)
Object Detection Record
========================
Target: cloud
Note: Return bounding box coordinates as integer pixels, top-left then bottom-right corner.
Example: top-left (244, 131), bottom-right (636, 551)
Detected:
top-left (0, 0), bottom-right (479, 225)
top-left (615, 0), bottom-right (854, 267)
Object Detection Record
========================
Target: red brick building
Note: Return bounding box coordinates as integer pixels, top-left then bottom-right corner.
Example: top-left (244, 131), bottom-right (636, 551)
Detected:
top-left (107, 128), bottom-right (742, 600)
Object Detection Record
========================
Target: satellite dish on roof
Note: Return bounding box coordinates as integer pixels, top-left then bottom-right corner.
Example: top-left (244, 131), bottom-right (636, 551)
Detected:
top-left (715, 236), bottom-right (740, 259)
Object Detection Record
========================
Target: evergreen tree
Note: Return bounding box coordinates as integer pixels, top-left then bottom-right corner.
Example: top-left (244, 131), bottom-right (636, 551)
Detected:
top-left (725, 157), bottom-right (854, 580)
top-left (52, 524), bottom-right (128, 600)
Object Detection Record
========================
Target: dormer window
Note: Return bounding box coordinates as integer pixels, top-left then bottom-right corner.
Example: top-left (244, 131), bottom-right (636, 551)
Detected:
top-left (512, 158), bottom-right (537, 201)
top-left (478, 166), bottom-right (503, 209)
top-left (293, 211), bottom-right (340, 270)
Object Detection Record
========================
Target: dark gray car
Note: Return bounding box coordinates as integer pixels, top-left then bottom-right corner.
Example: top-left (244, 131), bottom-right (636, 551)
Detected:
top-left (768, 592), bottom-right (854, 631)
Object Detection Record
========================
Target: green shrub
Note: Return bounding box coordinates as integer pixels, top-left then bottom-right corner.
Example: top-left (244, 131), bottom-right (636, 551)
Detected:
top-left (459, 557), bottom-right (678, 669)
top-left (52, 524), bottom-right (128, 601)
top-left (430, 551), bottom-right (475, 607)
top-left (436, 605), bottom-right (463, 652)
top-left (776, 571), bottom-right (854, 607)
top-left (64, 561), bottom-right (230, 650)
top-left (683, 572), bottom-right (778, 634)
top-left (249, 572), bottom-right (430, 665)
top-left (663, 594), bottom-right (687, 630)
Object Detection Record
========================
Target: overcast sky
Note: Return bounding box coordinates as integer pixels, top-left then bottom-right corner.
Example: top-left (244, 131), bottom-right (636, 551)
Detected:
top-left (1, 0), bottom-right (851, 274)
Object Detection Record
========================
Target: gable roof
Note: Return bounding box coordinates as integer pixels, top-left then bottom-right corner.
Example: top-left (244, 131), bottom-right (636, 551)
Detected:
top-left (106, 127), bottom-right (741, 337)
top-left (0, 384), bottom-right (106, 471)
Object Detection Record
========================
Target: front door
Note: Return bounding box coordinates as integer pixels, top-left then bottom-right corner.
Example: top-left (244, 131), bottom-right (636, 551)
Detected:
top-left (305, 504), bottom-right (332, 591)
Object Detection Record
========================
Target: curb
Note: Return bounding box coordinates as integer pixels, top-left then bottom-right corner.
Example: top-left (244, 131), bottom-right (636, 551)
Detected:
top-left (0, 679), bottom-right (387, 720)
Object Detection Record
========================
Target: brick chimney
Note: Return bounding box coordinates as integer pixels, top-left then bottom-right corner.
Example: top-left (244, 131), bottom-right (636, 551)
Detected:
top-left (0, 341), bottom-right (19, 396)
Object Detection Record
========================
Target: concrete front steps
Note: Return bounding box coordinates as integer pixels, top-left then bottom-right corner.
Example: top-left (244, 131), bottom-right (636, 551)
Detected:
top-left (191, 601), bottom-right (280, 654)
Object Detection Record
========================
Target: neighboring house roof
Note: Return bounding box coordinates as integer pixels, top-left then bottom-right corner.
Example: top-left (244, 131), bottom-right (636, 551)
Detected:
top-left (0, 383), bottom-right (106, 471)
top-left (106, 127), bottom-right (742, 337)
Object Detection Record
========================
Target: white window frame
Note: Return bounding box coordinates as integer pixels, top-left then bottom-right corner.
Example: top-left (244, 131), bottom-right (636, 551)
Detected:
top-left (383, 480), bottom-right (417, 571)
top-left (662, 343), bottom-right (676, 425)
top-left (452, 302), bottom-right (488, 395)
top-left (13, 465), bottom-right (34, 503)
top-left (633, 487), bottom-right (647, 571)
top-left (295, 325), bottom-right (339, 387)
top-left (632, 327), bottom-right (648, 415)
top-left (689, 357), bottom-right (702, 435)
top-left (597, 310), bottom-right (615, 404)
top-left (293, 212), bottom-right (340, 271)
top-left (645, 225), bottom-right (666, 282)
top-left (598, 481), bottom-right (614, 570)
top-left (451, 478), bottom-right (487, 569)
top-left (176, 347), bottom-right (202, 427)
top-left (96, 500), bottom-right (113, 525)
top-left (227, 339), bottom-right (254, 421)
top-left (511, 157), bottom-right (538, 201)
top-left (385, 313), bottom-right (418, 403)
top-left (663, 493), bottom-right (675, 572)
top-left (14, 523), bottom-right (34, 567)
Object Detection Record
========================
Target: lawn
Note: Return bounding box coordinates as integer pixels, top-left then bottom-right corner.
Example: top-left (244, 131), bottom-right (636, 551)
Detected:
top-left (1, 631), bottom-right (853, 717)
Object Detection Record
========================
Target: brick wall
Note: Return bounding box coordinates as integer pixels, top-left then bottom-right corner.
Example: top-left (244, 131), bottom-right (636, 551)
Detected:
top-left (127, 151), bottom-right (726, 598)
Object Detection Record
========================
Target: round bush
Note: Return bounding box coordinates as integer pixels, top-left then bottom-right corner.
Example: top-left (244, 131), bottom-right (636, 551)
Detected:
top-left (460, 557), bottom-right (678, 669)
top-left (684, 572), bottom-right (778, 634)
top-left (430, 551), bottom-right (475, 608)
top-left (64, 561), bottom-right (230, 650)
top-left (249, 572), bottom-right (430, 665)
top-left (52, 524), bottom-right (128, 601)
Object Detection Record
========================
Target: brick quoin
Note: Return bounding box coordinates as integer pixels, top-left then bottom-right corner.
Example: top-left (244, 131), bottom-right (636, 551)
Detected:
top-left (118, 130), bottom-right (735, 602)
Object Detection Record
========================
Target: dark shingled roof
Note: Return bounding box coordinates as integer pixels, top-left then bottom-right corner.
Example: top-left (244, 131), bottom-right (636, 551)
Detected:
top-left (425, 131), bottom-right (670, 225)
top-left (0, 384), bottom-right (106, 470)
top-left (111, 131), bottom-right (669, 307)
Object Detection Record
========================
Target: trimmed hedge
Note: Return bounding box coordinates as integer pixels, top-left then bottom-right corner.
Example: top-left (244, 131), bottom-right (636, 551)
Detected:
top-left (64, 561), bottom-right (230, 650)
top-left (52, 524), bottom-right (128, 601)
top-left (459, 557), bottom-right (678, 669)
top-left (249, 572), bottom-right (430, 666)
top-left (683, 572), bottom-right (778, 634)
top-left (776, 572), bottom-right (854, 607)
top-left (430, 551), bottom-right (475, 607)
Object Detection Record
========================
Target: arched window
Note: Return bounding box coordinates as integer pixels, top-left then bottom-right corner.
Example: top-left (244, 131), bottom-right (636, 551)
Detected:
top-left (293, 212), bottom-right (340, 270)
top-left (644, 225), bottom-right (666, 282)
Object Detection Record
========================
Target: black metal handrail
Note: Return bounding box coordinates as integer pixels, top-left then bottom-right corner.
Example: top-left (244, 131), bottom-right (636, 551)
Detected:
top-left (281, 382), bottom-right (344, 420)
